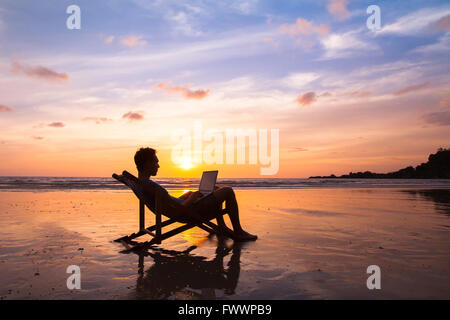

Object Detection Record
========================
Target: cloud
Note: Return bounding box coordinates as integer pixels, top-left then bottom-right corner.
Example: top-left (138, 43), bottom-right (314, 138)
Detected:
top-left (282, 72), bottom-right (320, 89)
top-left (0, 104), bottom-right (14, 112)
top-left (421, 110), bottom-right (450, 126)
top-left (48, 122), bottom-right (65, 128)
top-left (10, 60), bottom-right (69, 83)
top-left (104, 35), bottom-right (115, 44)
top-left (327, 0), bottom-right (350, 21)
top-left (393, 81), bottom-right (430, 96)
top-left (82, 117), bottom-right (113, 124)
top-left (32, 136), bottom-right (44, 140)
top-left (231, 0), bottom-right (259, 15)
top-left (122, 111), bottom-right (144, 121)
top-left (320, 30), bottom-right (378, 59)
top-left (428, 14), bottom-right (450, 31)
top-left (347, 91), bottom-right (371, 98)
top-left (167, 11), bottom-right (203, 37)
top-left (155, 82), bottom-right (210, 99)
top-left (379, 7), bottom-right (450, 35)
top-left (414, 31), bottom-right (450, 53)
top-left (289, 147), bottom-right (309, 152)
top-left (296, 92), bottom-right (316, 106)
top-left (279, 18), bottom-right (329, 37)
top-left (120, 36), bottom-right (147, 47)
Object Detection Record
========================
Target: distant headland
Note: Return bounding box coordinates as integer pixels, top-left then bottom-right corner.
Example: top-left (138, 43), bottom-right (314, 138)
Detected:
top-left (309, 148), bottom-right (450, 179)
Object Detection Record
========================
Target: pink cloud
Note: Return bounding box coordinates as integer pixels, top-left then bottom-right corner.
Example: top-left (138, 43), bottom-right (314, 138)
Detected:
top-left (421, 110), bottom-right (450, 126)
top-left (348, 91), bottom-right (371, 98)
top-left (279, 18), bottom-right (329, 37)
top-left (296, 92), bottom-right (317, 106)
top-left (0, 104), bottom-right (14, 112)
top-left (48, 122), bottom-right (65, 128)
top-left (393, 81), bottom-right (430, 96)
top-left (327, 0), bottom-right (350, 21)
top-left (428, 14), bottom-right (450, 31)
top-left (82, 117), bottom-right (113, 124)
top-left (10, 60), bottom-right (69, 83)
top-left (32, 136), bottom-right (44, 140)
top-left (440, 97), bottom-right (450, 109)
top-left (122, 111), bottom-right (144, 121)
top-left (155, 82), bottom-right (210, 100)
top-left (120, 36), bottom-right (147, 47)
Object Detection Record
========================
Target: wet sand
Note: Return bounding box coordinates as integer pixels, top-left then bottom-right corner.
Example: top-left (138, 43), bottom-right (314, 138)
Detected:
top-left (0, 188), bottom-right (449, 299)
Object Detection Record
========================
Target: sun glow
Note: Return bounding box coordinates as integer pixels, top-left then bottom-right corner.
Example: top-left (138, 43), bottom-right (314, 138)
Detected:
top-left (179, 157), bottom-right (193, 170)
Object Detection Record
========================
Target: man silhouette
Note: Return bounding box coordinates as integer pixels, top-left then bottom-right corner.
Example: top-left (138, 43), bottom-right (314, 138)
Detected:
top-left (134, 147), bottom-right (257, 241)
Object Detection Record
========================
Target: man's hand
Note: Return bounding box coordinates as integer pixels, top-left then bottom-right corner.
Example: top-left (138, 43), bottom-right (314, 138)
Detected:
top-left (191, 191), bottom-right (203, 201)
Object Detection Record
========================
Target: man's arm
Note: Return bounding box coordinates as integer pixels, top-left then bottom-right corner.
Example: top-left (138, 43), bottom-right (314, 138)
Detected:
top-left (178, 191), bottom-right (193, 200)
top-left (180, 191), bottom-right (203, 207)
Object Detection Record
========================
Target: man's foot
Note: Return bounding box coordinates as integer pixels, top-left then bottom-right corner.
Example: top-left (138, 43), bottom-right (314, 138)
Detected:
top-left (234, 230), bottom-right (257, 242)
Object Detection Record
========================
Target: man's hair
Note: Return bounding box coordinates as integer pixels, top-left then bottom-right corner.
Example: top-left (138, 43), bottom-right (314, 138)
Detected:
top-left (134, 147), bottom-right (157, 172)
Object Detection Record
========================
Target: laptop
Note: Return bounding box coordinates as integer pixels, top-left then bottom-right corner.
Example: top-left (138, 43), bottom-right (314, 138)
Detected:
top-left (194, 170), bottom-right (218, 203)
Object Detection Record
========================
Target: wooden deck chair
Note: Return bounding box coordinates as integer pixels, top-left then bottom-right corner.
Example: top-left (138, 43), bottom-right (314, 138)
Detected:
top-left (113, 171), bottom-right (236, 251)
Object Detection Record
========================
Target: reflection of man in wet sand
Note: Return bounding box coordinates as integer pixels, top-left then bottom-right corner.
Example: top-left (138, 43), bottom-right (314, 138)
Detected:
top-left (133, 241), bottom-right (243, 299)
top-left (134, 147), bottom-right (257, 241)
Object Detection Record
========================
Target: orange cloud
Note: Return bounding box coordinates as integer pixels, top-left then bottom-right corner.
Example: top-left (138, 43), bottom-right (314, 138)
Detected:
top-left (296, 92), bottom-right (317, 106)
top-left (393, 81), bottom-right (430, 96)
top-left (428, 14), bottom-right (450, 31)
top-left (0, 104), bottom-right (14, 112)
top-left (32, 136), bottom-right (44, 140)
top-left (120, 36), bottom-right (147, 47)
top-left (82, 117), bottom-right (113, 124)
top-left (122, 111), bottom-right (144, 121)
top-left (10, 60), bottom-right (69, 83)
top-left (155, 82), bottom-right (210, 100)
top-left (104, 35), bottom-right (115, 44)
top-left (327, 0), bottom-right (350, 21)
top-left (279, 18), bottom-right (329, 37)
top-left (48, 122), bottom-right (65, 128)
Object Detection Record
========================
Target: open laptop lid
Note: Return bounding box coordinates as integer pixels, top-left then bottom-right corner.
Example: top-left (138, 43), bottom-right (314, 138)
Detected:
top-left (199, 170), bottom-right (218, 194)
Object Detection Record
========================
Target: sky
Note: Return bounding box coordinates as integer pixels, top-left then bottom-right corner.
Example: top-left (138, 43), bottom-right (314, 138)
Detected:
top-left (0, 0), bottom-right (449, 178)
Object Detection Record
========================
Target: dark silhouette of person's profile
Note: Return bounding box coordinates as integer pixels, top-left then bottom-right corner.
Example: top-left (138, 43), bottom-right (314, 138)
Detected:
top-left (126, 238), bottom-right (244, 299)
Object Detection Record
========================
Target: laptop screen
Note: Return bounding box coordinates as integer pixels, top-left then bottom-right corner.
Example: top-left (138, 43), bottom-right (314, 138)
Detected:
top-left (199, 171), bottom-right (218, 193)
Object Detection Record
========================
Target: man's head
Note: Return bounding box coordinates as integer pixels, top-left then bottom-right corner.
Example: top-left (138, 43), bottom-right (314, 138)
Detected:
top-left (134, 147), bottom-right (159, 177)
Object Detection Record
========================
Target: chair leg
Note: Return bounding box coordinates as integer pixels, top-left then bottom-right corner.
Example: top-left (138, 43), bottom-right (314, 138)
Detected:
top-left (156, 211), bottom-right (161, 244)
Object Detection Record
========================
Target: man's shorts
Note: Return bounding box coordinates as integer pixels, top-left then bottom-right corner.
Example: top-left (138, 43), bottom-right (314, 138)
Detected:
top-left (191, 193), bottom-right (222, 220)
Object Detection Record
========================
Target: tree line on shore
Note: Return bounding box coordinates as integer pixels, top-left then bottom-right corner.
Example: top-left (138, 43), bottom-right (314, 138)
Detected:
top-left (309, 148), bottom-right (450, 179)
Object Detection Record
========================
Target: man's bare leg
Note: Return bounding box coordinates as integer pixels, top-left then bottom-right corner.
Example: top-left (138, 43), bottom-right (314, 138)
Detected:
top-left (213, 187), bottom-right (257, 241)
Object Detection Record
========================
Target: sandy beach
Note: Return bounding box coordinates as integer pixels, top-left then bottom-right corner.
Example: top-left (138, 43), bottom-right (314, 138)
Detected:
top-left (1, 186), bottom-right (449, 300)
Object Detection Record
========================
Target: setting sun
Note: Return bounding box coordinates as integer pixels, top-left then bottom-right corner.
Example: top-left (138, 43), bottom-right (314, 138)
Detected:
top-left (179, 157), bottom-right (193, 170)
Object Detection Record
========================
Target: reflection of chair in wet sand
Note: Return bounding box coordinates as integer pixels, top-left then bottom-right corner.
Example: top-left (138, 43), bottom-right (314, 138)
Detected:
top-left (130, 239), bottom-right (242, 299)
top-left (112, 171), bottom-right (237, 251)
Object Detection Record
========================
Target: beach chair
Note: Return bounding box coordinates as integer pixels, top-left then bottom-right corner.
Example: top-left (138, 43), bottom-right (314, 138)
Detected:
top-left (112, 171), bottom-right (235, 251)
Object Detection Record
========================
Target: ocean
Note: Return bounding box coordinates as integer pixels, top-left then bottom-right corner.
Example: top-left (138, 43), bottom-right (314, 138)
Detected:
top-left (0, 176), bottom-right (449, 191)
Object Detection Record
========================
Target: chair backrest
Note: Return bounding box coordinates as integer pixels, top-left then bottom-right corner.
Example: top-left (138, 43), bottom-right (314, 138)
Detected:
top-left (113, 172), bottom-right (194, 223)
top-left (113, 174), bottom-right (163, 214)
